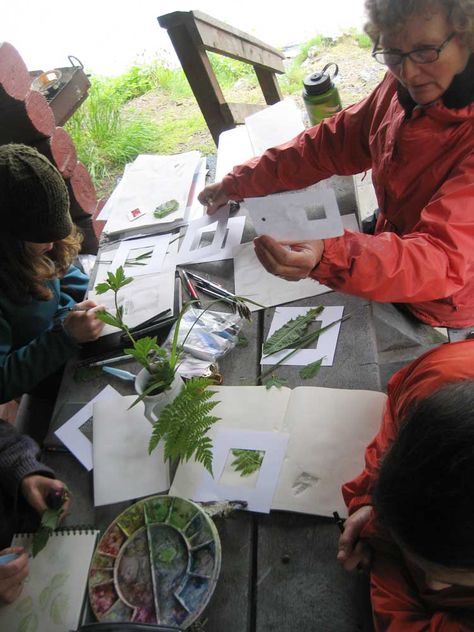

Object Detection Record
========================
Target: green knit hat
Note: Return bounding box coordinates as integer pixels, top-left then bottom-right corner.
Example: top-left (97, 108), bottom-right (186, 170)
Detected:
top-left (0, 143), bottom-right (73, 243)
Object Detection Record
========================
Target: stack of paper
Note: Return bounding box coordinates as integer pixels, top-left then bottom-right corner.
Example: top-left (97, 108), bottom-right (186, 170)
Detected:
top-left (100, 151), bottom-right (204, 237)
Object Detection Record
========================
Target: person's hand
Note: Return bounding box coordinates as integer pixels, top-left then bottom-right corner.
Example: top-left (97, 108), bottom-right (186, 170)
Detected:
top-left (198, 181), bottom-right (232, 215)
top-left (254, 235), bottom-right (324, 281)
top-left (337, 505), bottom-right (373, 572)
top-left (63, 299), bottom-right (105, 343)
top-left (0, 547), bottom-right (29, 604)
top-left (20, 475), bottom-right (70, 518)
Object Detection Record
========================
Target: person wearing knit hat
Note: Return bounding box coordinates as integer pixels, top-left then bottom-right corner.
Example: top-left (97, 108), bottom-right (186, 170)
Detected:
top-left (0, 144), bottom-right (105, 417)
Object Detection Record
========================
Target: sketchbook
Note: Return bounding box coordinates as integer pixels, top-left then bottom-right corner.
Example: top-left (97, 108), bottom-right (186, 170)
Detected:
top-left (170, 385), bottom-right (387, 517)
top-left (0, 529), bottom-right (99, 632)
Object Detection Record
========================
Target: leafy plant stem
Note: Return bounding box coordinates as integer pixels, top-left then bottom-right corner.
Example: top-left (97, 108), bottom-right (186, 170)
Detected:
top-left (259, 314), bottom-right (350, 381)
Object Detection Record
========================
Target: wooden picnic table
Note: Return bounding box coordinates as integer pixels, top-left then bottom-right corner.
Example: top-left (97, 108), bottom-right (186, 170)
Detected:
top-left (42, 194), bottom-right (469, 632)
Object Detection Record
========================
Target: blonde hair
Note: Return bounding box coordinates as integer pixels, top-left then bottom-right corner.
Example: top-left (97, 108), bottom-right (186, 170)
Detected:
top-left (0, 226), bottom-right (83, 303)
top-left (365, 0), bottom-right (474, 50)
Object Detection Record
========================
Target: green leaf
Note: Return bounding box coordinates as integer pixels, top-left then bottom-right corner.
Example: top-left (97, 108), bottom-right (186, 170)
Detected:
top-left (94, 310), bottom-right (122, 328)
top-left (231, 449), bottom-right (264, 476)
top-left (148, 377), bottom-right (219, 475)
top-left (74, 365), bottom-right (103, 382)
top-left (236, 333), bottom-right (248, 348)
top-left (32, 526), bottom-right (51, 558)
top-left (263, 306), bottom-right (324, 356)
top-left (153, 199), bottom-right (179, 218)
top-left (94, 281), bottom-right (112, 295)
top-left (264, 376), bottom-right (288, 389)
top-left (50, 592), bottom-right (68, 625)
top-left (18, 612), bottom-right (38, 632)
top-left (41, 508), bottom-right (61, 530)
top-left (299, 357), bottom-right (325, 379)
top-left (39, 585), bottom-right (53, 609)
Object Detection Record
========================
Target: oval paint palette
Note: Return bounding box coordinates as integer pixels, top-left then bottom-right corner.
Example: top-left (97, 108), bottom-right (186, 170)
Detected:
top-left (88, 495), bottom-right (221, 628)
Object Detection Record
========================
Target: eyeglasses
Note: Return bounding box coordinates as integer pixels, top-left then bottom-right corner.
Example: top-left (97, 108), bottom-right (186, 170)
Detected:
top-left (372, 32), bottom-right (456, 67)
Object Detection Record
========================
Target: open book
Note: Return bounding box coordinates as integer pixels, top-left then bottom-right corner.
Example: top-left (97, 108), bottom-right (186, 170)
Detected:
top-left (0, 530), bottom-right (99, 632)
top-left (170, 385), bottom-right (387, 517)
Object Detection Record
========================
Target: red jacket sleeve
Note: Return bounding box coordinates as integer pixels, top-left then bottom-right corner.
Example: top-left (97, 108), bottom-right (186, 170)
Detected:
top-left (221, 77), bottom-right (390, 199)
top-left (312, 154), bottom-right (474, 303)
top-left (342, 341), bottom-right (474, 514)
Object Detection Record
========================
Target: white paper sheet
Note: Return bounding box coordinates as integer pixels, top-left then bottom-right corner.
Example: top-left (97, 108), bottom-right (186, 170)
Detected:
top-left (177, 215), bottom-right (245, 264)
top-left (245, 98), bottom-right (305, 154)
top-left (171, 428), bottom-right (289, 513)
top-left (1, 532), bottom-right (98, 632)
top-left (169, 385), bottom-right (387, 518)
top-left (242, 181), bottom-right (343, 241)
top-left (89, 267), bottom-right (176, 337)
top-left (109, 233), bottom-right (171, 277)
top-left (272, 387), bottom-right (387, 517)
top-left (234, 242), bottom-right (331, 311)
top-left (261, 305), bottom-right (344, 367)
top-left (102, 151), bottom-right (201, 235)
top-left (54, 385), bottom-right (119, 470)
top-left (175, 206), bottom-right (230, 264)
top-left (93, 394), bottom-right (169, 506)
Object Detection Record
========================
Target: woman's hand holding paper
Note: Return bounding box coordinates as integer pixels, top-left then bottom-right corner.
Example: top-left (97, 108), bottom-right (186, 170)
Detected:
top-left (254, 235), bottom-right (324, 281)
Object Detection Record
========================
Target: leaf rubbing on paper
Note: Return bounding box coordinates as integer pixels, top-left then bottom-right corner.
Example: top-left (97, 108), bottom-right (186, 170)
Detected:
top-left (299, 357), bottom-right (325, 379)
top-left (263, 307), bottom-right (324, 356)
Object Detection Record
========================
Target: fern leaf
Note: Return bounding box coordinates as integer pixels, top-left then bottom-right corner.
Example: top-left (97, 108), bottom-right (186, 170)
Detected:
top-left (263, 306), bottom-right (324, 356)
top-left (148, 378), bottom-right (219, 475)
top-left (299, 357), bottom-right (325, 379)
top-left (231, 449), bottom-right (264, 476)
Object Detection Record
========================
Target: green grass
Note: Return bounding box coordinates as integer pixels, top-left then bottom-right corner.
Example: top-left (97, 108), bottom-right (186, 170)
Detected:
top-left (67, 33), bottom-right (372, 194)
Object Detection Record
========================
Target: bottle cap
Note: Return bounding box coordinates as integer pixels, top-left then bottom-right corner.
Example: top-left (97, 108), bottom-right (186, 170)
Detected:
top-left (303, 63), bottom-right (339, 96)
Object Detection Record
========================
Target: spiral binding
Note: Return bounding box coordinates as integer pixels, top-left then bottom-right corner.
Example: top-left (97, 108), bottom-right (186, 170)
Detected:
top-left (14, 526), bottom-right (98, 538)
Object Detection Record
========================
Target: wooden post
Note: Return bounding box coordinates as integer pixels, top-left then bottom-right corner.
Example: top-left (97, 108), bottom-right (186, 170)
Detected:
top-left (158, 11), bottom-right (285, 145)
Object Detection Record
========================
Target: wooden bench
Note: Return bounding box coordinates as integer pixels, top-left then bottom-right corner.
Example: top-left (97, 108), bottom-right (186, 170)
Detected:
top-left (158, 10), bottom-right (285, 144)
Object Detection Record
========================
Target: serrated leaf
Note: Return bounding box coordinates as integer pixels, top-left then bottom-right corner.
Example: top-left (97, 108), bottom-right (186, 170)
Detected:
top-left (263, 307), bottom-right (324, 356)
top-left (264, 376), bottom-right (288, 389)
top-left (94, 282), bottom-right (112, 295)
top-left (299, 357), bottom-right (325, 379)
top-left (94, 310), bottom-right (122, 329)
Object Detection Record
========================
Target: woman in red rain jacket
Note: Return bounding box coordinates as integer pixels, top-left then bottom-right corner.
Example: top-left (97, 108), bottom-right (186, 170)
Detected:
top-left (199, 0), bottom-right (474, 328)
top-left (338, 340), bottom-right (474, 631)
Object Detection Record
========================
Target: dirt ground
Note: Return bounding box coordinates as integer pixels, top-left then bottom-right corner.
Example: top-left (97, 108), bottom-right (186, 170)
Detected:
top-left (125, 37), bottom-right (386, 157)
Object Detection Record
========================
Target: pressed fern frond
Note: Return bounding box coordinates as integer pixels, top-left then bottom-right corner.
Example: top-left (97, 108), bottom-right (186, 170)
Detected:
top-left (148, 377), bottom-right (220, 474)
top-left (231, 449), bottom-right (264, 477)
top-left (263, 306), bottom-right (324, 356)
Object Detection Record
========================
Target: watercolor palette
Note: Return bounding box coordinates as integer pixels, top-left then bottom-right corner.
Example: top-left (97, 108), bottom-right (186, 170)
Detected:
top-left (88, 495), bottom-right (221, 628)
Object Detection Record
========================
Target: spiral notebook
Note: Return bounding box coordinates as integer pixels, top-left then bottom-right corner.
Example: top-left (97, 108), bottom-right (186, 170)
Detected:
top-left (0, 529), bottom-right (99, 632)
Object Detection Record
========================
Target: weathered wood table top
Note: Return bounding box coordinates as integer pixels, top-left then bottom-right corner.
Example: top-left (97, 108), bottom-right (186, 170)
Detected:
top-left (42, 205), bottom-right (468, 632)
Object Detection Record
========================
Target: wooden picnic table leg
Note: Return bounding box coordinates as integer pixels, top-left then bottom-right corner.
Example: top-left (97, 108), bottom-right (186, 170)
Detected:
top-left (254, 67), bottom-right (283, 105)
top-left (164, 24), bottom-right (235, 145)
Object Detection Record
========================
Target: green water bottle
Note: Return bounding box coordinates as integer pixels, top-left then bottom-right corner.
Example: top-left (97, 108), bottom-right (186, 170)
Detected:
top-left (302, 62), bottom-right (342, 125)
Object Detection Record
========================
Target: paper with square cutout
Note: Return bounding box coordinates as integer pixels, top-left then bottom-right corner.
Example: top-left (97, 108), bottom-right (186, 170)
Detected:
top-left (171, 428), bottom-right (289, 513)
top-left (241, 181), bottom-right (343, 241)
top-left (261, 305), bottom-right (344, 367)
top-left (175, 206), bottom-right (230, 264)
top-left (110, 233), bottom-right (171, 277)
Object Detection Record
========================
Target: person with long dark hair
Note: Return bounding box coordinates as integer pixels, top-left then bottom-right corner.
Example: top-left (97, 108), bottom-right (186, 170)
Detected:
top-left (0, 144), bottom-right (104, 406)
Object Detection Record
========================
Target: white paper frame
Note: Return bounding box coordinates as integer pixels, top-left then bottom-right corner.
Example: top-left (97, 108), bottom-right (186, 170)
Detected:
top-left (261, 305), bottom-right (344, 367)
top-left (54, 385), bottom-right (119, 470)
top-left (171, 429), bottom-right (289, 513)
top-left (242, 181), bottom-right (343, 241)
top-left (110, 233), bottom-right (171, 277)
